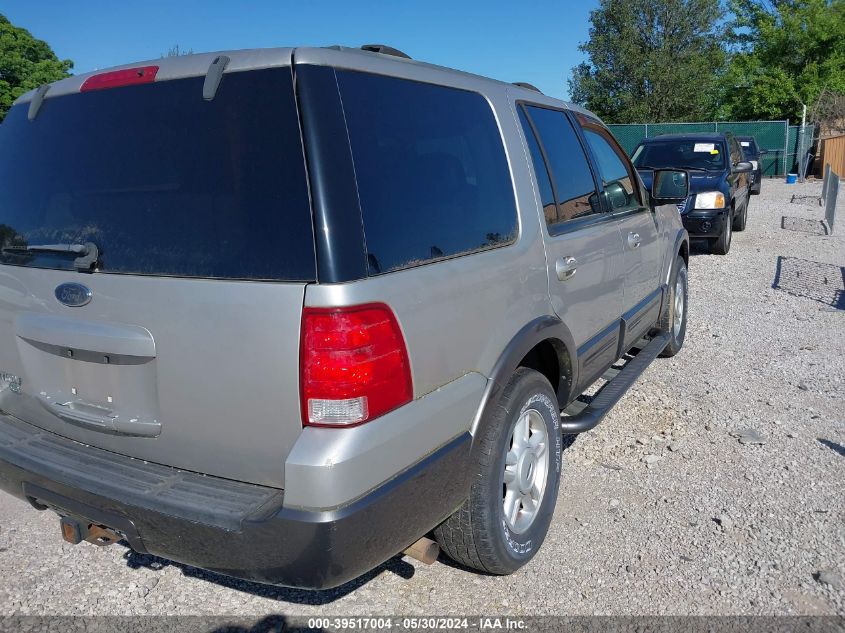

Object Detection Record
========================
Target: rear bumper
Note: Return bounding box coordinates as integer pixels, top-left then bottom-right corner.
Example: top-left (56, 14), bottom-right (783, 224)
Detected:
top-left (0, 412), bottom-right (470, 589)
top-left (682, 209), bottom-right (729, 238)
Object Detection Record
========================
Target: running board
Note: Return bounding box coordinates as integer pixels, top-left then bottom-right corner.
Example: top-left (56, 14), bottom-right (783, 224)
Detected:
top-left (560, 333), bottom-right (670, 435)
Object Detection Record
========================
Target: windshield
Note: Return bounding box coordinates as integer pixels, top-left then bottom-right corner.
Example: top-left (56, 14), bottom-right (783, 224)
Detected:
top-left (739, 139), bottom-right (759, 159)
top-left (632, 139), bottom-right (727, 171)
top-left (0, 68), bottom-right (315, 280)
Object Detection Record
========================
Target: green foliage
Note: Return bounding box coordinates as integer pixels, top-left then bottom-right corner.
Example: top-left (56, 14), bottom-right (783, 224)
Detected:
top-left (569, 0), bottom-right (726, 123)
top-left (0, 14), bottom-right (73, 121)
top-left (720, 0), bottom-right (845, 122)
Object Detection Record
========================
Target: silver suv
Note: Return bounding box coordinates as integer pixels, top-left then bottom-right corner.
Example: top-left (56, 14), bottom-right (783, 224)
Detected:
top-left (0, 44), bottom-right (690, 589)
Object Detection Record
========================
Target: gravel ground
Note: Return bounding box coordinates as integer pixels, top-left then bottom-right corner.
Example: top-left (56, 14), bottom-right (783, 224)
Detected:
top-left (0, 180), bottom-right (843, 618)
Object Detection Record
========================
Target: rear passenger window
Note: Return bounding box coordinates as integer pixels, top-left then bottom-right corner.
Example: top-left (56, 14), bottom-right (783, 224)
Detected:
top-left (582, 127), bottom-right (642, 213)
top-left (517, 108), bottom-right (557, 226)
top-left (336, 71), bottom-right (518, 275)
top-left (521, 105), bottom-right (599, 226)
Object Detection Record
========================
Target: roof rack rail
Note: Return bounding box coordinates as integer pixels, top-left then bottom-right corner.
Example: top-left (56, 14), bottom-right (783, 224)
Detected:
top-left (512, 82), bottom-right (543, 94)
top-left (360, 44), bottom-right (411, 59)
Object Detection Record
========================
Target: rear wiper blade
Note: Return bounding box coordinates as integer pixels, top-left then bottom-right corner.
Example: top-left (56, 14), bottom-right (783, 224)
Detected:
top-left (4, 243), bottom-right (87, 255)
top-left (1, 242), bottom-right (100, 272)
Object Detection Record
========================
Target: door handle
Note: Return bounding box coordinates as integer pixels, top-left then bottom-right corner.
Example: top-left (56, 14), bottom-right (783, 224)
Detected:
top-left (627, 232), bottom-right (641, 249)
top-left (37, 394), bottom-right (161, 438)
top-left (555, 256), bottom-right (577, 281)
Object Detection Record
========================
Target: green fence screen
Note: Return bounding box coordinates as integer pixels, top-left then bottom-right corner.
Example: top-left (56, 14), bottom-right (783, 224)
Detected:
top-left (606, 120), bottom-right (813, 177)
top-left (786, 125), bottom-right (815, 176)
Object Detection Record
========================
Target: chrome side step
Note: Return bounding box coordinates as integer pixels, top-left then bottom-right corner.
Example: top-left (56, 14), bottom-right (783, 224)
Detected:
top-left (560, 333), bottom-right (670, 435)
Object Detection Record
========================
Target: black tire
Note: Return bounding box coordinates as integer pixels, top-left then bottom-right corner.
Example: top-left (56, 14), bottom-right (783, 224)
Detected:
top-left (710, 208), bottom-right (732, 255)
top-left (659, 255), bottom-right (688, 358)
top-left (434, 367), bottom-right (562, 575)
top-left (733, 199), bottom-right (748, 231)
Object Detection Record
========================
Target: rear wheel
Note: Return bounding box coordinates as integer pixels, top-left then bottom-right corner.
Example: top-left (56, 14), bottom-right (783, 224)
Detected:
top-left (710, 209), bottom-right (732, 255)
top-left (434, 368), bottom-right (562, 574)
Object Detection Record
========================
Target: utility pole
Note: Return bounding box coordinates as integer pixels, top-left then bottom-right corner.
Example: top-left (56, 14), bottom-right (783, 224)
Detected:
top-left (798, 103), bottom-right (807, 183)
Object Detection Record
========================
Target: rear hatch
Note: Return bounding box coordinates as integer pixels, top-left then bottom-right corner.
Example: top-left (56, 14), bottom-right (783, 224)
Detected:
top-left (0, 55), bottom-right (313, 487)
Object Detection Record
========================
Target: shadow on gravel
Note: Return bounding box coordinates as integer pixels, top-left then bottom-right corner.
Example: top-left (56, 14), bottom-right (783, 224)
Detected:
top-left (688, 239), bottom-right (712, 256)
top-left (818, 438), bottom-right (845, 458)
top-left (781, 216), bottom-right (829, 235)
top-left (121, 547), bottom-right (414, 605)
top-left (208, 615), bottom-right (317, 633)
top-left (789, 194), bottom-right (822, 206)
top-left (772, 256), bottom-right (845, 310)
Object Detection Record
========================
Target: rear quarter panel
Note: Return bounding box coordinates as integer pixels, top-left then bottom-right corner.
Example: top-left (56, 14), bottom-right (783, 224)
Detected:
top-left (295, 50), bottom-right (553, 400)
top-left (288, 56), bottom-right (561, 511)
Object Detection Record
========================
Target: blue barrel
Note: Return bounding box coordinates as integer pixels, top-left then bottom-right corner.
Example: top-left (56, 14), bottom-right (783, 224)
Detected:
top-left (786, 173), bottom-right (797, 184)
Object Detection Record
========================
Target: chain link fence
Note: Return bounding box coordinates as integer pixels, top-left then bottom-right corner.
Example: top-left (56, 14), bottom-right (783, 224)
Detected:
top-left (823, 165), bottom-right (840, 234)
top-left (608, 120), bottom-right (815, 178)
top-left (787, 124), bottom-right (816, 177)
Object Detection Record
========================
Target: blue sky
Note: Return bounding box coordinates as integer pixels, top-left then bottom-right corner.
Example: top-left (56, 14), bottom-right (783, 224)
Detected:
top-left (3, 1), bottom-right (598, 100)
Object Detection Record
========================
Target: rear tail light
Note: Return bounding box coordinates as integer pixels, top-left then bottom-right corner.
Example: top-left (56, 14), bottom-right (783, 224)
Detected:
top-left (80, 66), bottom-right (159, 92)
top-left (300, 303), bottom-right (412, 427)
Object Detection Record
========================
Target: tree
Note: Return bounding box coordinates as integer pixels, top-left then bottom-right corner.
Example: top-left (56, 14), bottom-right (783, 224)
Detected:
top-left (163, 44), bottom-right (193, 57)
top-left (0, 14), bottom-right (73, 121)
top-left (720, 0), bottom-right (845, 122)
top-left (569, 0), bottom-right (725, 123)
top-left (810, 87), bottom-right (845, 136)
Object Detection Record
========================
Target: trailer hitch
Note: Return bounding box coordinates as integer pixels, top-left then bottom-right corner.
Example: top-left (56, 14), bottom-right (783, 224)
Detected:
top-left (59, 515), bottom-right (121, 546)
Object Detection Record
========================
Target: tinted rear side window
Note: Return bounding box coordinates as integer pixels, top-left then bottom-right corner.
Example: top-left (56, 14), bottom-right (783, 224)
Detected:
top-left (0, 68), bottom-right (315, 281)
top-left (522, 106), bottom-right (598, 225)
top-left (336, 71), bottom-right (517, 275)
top-left (517, 107), bottom-right (557, 226)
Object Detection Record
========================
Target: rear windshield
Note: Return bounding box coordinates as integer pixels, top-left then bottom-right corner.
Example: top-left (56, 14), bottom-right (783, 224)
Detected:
top-left (0, 68), bottom-right (315, 281)
top-left (632, 139), bottom-right (727, 171)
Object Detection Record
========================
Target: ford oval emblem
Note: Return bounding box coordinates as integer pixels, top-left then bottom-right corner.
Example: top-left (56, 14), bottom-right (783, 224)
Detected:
top-left (55, 283), bottom-right (92, 307)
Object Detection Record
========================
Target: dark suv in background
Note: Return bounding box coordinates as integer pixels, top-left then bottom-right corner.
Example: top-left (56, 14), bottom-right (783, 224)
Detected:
top-left (632, 132), bottom-right (753, 255)
top-left (736, 135), bottom-right (765, 195)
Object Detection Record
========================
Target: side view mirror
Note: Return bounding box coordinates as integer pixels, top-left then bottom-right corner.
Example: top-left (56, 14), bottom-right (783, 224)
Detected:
top-left (651, 169), bottom-right (689, 205)
top-left (604, 181), bottom-right (629, 210)
top-left (734, 161), bottom-right (753, 173)
top-left (759, 149), bottom-right (768, 155)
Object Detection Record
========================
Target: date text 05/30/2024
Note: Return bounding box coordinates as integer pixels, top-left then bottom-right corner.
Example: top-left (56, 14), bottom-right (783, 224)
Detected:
top-left (306, 617), bottom-right (527, 630)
